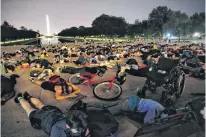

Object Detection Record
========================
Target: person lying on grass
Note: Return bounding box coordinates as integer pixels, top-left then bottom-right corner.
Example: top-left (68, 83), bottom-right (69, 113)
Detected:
top-left (30, 75), bottom-right (81, 101)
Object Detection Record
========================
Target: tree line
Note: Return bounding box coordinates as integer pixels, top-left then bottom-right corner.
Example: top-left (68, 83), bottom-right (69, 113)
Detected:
top-left (58, 6), bottom-right (205, 39)
top-left (1, 6), bottom-right (204, 42)
top-left (1, 21), bottom-right (39, 42)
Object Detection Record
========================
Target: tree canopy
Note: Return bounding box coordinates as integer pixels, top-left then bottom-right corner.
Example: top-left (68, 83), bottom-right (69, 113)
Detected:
top-left (1, 6), bottom-right (205, 41)
top-left (1, 21), bottom-right (39, 42)
top-left (91, 14), bottom-right (127, 36)
top-left (58, 6), bottom-right (205, 39)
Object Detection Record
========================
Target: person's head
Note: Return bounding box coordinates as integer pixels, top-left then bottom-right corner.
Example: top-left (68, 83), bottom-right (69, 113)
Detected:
top-left (80, 52), bottom-right (83, 56)
top-left (49, 75), bottom-right (61, 83)
top-left (66, 110), bottom-right (88, 137)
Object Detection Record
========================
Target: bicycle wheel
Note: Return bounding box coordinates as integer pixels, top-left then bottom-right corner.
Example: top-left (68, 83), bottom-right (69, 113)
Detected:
top-left (69, 73), bottom-right (84, 85)
top-left (175, 71), bottom-right (185, 99)
top-left (93, 82), bottom-right (122, 101)
top-left (190, 97), bottom-right (205, 132)
top-left (134, 115), bottom-right (184, 136)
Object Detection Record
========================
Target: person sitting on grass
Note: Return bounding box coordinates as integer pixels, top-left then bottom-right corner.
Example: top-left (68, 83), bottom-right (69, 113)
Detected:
top-left (14, 92), bottom-right (89, 137)
top-left (30, 75), bottom-right (81, 101)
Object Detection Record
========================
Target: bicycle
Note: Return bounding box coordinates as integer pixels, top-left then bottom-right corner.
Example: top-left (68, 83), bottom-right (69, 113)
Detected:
top-left (68, 63), bottom-right (130, 100)
top-left (134, 97), bottom-right (205, 136)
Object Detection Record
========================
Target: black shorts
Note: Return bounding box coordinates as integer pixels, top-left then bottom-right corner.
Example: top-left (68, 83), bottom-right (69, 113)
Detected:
top-left (40, 81), bottom-right (55, 91)
top-left (29, 105), bottom-right (63, 134)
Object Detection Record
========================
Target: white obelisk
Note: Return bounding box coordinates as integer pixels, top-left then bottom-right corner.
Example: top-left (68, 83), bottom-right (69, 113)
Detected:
top-left (46, 14), bottom-right (50, 36)
top-left (46, 14), bottom-right (51, 44)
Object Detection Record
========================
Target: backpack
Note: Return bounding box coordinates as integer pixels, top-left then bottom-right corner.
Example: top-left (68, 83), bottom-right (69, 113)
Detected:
top-left (30, 70), bottom-right (42, 77)
top-left (126, 58), bottom-right (138, 65)
top-left (69, 101), bottom-right (119, 137)
top-left (87, 109), bottom-right (119, 137)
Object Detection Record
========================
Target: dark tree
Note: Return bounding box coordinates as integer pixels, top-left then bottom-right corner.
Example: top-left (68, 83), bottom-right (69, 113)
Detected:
top-left (190, 12), bottom-right (205, 33)
top-left (92, 14), bottom-right (127, 36)
top-left (148, 6), bottom-right (173, 37)
top-left (1, 21), bottom-right (39, 42)
top-left (57, 6), bottom-right (204, 39)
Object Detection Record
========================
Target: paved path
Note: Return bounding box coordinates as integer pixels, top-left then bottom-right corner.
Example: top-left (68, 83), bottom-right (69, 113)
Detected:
top-left (1, 45), bottom-right (205, 137)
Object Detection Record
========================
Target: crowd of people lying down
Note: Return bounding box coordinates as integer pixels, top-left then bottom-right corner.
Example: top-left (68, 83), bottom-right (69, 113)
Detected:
top-left (1, 42), bottom-right (205, 137)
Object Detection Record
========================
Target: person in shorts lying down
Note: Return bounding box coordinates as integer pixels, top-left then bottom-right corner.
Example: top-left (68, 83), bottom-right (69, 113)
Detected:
top-left (30, 75), bottom-right (81, 101)
top-left (14, 92), bottom-right (89, 137)
top-left (86, 95), bottom-right (175, 124)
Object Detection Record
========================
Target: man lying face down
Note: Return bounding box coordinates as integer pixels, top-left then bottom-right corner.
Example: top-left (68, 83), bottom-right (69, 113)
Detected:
top-left (14, 92), bottom-right (89, 137)
top-left (30, 75), bottom-right (81, 101)
top-left (86, 95), bottom-right (175, 124)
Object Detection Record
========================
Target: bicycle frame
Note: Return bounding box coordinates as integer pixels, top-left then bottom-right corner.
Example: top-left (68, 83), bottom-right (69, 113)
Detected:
top-left (135, 112), bottom-right (194, 137)
top-left (135, 103), bottom-right (200, 137)
top-left (79, 73), bottom-right (117, 87)
top-left (154, 105), bottom-right (194, 123)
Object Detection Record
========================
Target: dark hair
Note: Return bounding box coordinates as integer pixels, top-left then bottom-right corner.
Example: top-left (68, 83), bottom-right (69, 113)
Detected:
top-left (66, 110), bottom-right (88, 134)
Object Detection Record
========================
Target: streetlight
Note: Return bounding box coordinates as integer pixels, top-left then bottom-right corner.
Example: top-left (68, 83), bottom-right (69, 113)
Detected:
top-left (167, 33), bottom-right (171, 37)
top-left (193, 32), bottom-right (200, 37)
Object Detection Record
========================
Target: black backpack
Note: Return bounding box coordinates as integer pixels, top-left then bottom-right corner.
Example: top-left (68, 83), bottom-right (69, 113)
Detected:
top-left (126, 58), bottom-right (138, 65)
top-left (69, 101), bottom-right (119, 137)
top-left (87, 109), bottom-right (119, 137)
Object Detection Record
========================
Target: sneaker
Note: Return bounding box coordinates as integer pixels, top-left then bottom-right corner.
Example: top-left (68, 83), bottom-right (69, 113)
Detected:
top-left (30, 77), bottom-right (34, 83)
top-left (23, 92), bottom-right (32, 101)
top-left (14, 93), bottom-right (23, 103)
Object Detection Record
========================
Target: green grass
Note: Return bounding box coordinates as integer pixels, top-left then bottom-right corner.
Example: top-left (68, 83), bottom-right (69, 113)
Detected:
top-left (1, 38), bottom-right (39, 46)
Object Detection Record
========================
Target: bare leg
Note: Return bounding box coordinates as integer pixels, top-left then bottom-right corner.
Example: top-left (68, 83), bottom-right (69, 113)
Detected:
top-left (19, 99), bottom-right (36, 117)
top-left (30, 97), bottom-right (45, 109)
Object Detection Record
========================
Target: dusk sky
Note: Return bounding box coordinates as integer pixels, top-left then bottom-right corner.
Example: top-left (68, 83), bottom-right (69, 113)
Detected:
top-left (1, 0), bottom-right (205, 35)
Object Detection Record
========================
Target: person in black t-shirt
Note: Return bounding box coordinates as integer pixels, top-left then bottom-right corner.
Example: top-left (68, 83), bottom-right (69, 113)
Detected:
top-left (14, 92), bottom-right (89, 137)
top-left (30, 75), bottom-right (81, 101)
